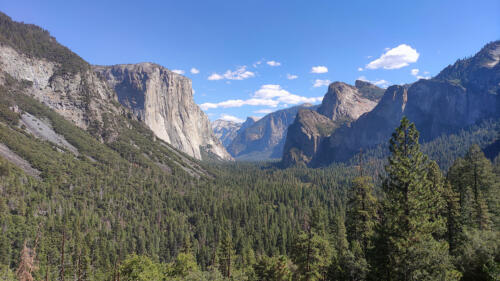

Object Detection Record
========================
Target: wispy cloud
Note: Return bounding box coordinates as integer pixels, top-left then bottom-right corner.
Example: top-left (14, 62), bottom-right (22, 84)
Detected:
top-left (190, 68), bottom-right (200, 74)
top-left (267, 60), bottom-right (281, 67)
top-left (219, 114), bottom-right (244, 123)
top-left (200, 84), bottom-right (323, 110)
top-left (311, 66), bottom-right (328, 73)
top-left (208, 66), bottom-right (255, 81)
top-left (252, 60), bottom-right (263, 68)
top-left (172, 69), bottom-right (185, 75)
top-left (254, 108), bottom-right (274, 114)
top-left (411, 68), bottom-right (430, 80)
top-left (313, 79), bottom-right (331, 88)
top-left (366, 44), bottom-right (419, 70)
top-left (287, 74), bottom-right (298, 80)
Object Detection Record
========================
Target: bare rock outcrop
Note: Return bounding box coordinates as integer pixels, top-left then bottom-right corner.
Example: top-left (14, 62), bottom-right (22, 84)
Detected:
top-left (94, 63), bottom-right (232, 160)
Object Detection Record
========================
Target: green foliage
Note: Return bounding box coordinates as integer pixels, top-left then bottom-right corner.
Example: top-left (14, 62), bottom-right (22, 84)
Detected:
top-left (254, 255), bottom-right (293, 281)
top-left (456, 229), bottom-right (500, 281)
top-left (0, 12), bottom-right (89, 75)
top-left (0, 81), bottom-right (498, 281)
top-left (346, 176), bottom-right (378, 252)
top-left (119, 255), bottom-right (164, 281)
top-left (376, 117), bottom-right (460, 281)
top-left (291, 223), bottom-right (333, 281)
top-left (449, 145), bottom-right (499, 230)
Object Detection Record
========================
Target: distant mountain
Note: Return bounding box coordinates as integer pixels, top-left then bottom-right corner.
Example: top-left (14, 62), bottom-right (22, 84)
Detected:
top-left (212, 116), bottom-right (260, 148)
top-left (212, 119), bottom-right (242, 147)
top-left (227, 104), bottom-right (317, 160)
top-left (300, 40), bottom-right (500, 167)
top-left (282, 81), bottom-right (381, 167)
top-left (94, 64), bottom-right (231, 161)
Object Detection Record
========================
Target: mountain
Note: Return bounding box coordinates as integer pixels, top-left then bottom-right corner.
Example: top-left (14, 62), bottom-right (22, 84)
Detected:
top-left (212, 119), bottom-right (242, 147)
top-left (0, 12), bottom-right (123, 140)
top-left (227, 104), bottom-right (317, 160)
top-left (0, 12), bottom-right (224, 177)
top-left (212, 116), bottom-right (260, 148)
top-left (281, 109), bottom-right (336, 166)
top-left (94, 64), bottom-right (231, 161)
top-left (316, 81), bottom-right (378, 122)
top-left (310, 41), bottom-right (500, 166)
top-left (281, 81), bottom-right (382, 167)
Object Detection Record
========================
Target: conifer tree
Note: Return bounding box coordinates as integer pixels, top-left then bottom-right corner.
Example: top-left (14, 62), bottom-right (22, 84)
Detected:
top-left (449, 145), bottom-right (498, 230)
top-left (16, 241), bottom-right (37, 281)
top-left (217, 231), bottom-right (235, 278)
top-left (291, 214), bottom-right (333, 281)
top-left (346, 176), bottom-right (378, 253)
top-left (377, 117), bottom-right (460, 281)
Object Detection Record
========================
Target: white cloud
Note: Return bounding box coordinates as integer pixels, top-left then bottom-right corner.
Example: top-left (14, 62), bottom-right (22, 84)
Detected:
top-left (208, 73), bottom-right (224, 80)
top-left (313, 79), bottom-right (331, 88)
top-left (253, 60), bottom-right (263, 68)
top-left (416, 75), bottom-right (430, 80)
top-left (199, 84), bottom-right (323, 110)
top-left (208, 66), bottom-right (255, 81)
top-left (357, 76), bottom-right (390, 88)
top-left (172, 69), bottom-right (185, 75)
top-left (254, 109), bottom-right (274, 114)
top-left (287, 74), bottom-right (298, 80)
top-left (267, 60), bottom-right (281, 67)
top-left (190, 68), bottom-right (200, 74)
top-left (220, 114), bottom-right (244, 123)
top-left (311, 66), bottom-right (328, 73)
top-left (410, 68), bottom-right (430, 80)
top-left (358, 67), bottom-right (364, 71)
top-left (366, 44), bottom-right (419, 70)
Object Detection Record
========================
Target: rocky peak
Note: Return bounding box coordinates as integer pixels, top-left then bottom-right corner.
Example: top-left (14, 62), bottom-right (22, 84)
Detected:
top-left (435, 40), bottom-right (500, 94)
top-left (281, 109), bottom-right (336, 167)
top-left (317, 82), bottom-right (378, 123)
top-left (212, 119), bottom-right (242, 147)
top-left (354, 80), bottom-right (386, 101)
top-left (94, 63), bottom-right (232, 161)
top-left (227, 104), bottom-right (315, 160)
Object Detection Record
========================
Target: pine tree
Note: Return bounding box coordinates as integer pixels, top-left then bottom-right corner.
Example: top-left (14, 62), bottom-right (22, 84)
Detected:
top-left (217, 231), bottom-right (235, 278)
top-left (377, 117), bottom-right (460, 281)
top-left (291, 215), bottom-right (333, 281)
top-left (449, 145), bottom-right (498, 230)
top-left (346, 176), bottom-right (378, 253)
top-left (16, 241), bottom-right (37, 281)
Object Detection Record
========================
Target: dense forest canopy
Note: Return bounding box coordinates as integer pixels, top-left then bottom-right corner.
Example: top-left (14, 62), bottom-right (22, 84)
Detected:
top-left (1, 87), bottom-right (499, 280)
top-left (0, 9), bottom-right (499, 281)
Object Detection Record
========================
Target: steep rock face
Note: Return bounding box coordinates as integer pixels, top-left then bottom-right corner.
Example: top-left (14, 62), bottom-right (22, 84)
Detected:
top-left (317, 82), bottom-right (378, 123)
top-left (0, 44), bottom-right (122, 137)
top-left (354, 79), bottom-right (386, 101)
top-left (228, 104), bottom-right (316, 160)
top-left (281, 81), bottom-right (381, 167)
top-left (94, 63), bottom-right (231, 160)
top-left (212, 119), bottom-right (242, 147)
top-left (312, 41), bottom-right (500, 166)
top-left (282, 109), bottom-right (335, 166)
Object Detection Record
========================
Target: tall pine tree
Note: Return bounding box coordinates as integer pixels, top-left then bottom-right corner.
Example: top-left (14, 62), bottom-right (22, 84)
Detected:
top-left (377, 117), bottom-right (460, 281)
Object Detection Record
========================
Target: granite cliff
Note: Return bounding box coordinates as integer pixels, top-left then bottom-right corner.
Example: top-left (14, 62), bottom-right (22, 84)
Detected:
top-left (228, 104), bottom-right (316, 160)
top-left (94, 64), bottom-right (231, 160)
top-left (281, 81), bottom-right (382, 167)
top-left (310, 41), bottom-right (500, 166)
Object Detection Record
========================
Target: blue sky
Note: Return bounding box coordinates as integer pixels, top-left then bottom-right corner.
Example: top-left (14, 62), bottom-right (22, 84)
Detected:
top-left (2, 0), bottom-right (499, 122)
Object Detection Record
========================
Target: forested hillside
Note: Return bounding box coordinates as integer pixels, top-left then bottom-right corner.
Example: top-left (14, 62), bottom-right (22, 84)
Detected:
top-left (0, 9), bottom-right (499, 281)
top-left (1, 90), bottom-right (499, 280)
